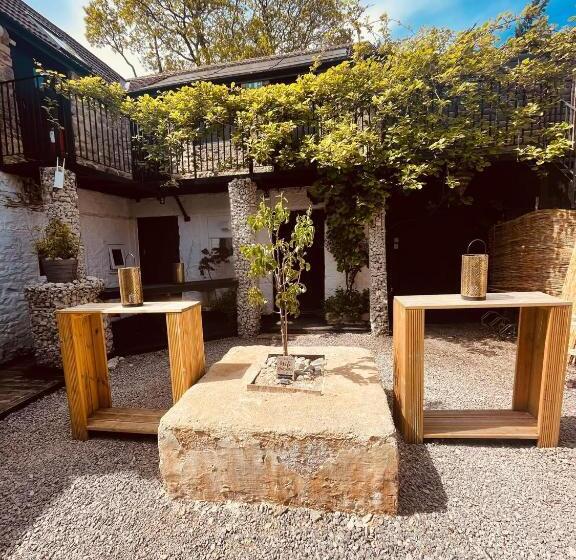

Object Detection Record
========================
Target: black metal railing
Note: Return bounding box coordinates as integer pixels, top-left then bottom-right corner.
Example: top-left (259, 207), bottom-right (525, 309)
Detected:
top-left (1, 75), bottom-right (575, 188)
top-left (0, 76), bottom-right (133, 178)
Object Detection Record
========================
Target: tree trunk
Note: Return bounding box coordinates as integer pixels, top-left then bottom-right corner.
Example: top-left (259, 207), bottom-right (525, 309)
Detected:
top-left (280, 307), bottom-right (289, 355)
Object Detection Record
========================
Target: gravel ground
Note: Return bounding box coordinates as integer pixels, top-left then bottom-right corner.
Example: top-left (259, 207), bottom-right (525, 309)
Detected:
top-left (1, 325), bottom-right (575, 560)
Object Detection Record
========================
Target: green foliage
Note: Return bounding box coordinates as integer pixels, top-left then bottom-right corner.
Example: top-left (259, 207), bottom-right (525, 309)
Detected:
top-left (324, 287), bottom-right (369, 323)
top-left (515, 0), bottom-right (550, 37)
top-left (73, 6), bottom-right (576, 286)
top-left (35, 219), bottom-right (80, 260)
top-left (240, 194), bottom-right (314, 354)
top-left (84, 0), bottom-right (367, 75)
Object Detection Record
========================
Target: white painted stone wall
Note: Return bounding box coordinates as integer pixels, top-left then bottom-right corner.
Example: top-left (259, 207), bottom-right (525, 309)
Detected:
top-left (77, 189), bottom-right (139, 288)
top-left (0, 180), bottom-right (368, 364)
top-left (77, 187), bottom-right (368, 310)
top-left (0, 172), bottom-right (46, 362)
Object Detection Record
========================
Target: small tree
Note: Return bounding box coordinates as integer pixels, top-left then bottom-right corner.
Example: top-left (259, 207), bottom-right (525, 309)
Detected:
top-left (240, 194), bottom-right (314, 356)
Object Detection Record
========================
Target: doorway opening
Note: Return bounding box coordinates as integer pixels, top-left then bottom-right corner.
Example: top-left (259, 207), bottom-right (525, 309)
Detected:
top-left (137, 216), bottom-right (180, 284)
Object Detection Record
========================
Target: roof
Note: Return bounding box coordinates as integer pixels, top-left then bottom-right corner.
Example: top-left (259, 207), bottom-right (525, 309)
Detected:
top-left (127, 45), bottom-right (350, 93)
top-left (0, 0), bottom-right (124, 83)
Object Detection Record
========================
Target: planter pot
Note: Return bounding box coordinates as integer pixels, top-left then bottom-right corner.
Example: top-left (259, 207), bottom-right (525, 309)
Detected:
top-left (42, 258), bottom-right (78, 283)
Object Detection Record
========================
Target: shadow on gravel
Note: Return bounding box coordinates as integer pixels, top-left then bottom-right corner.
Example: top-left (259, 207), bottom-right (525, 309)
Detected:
top-left (0, 430), bottom-right (161, 559)
top-left (559, 416), bottom-right (576, 448)
top-left (397, 442), bottom-right (448, 515)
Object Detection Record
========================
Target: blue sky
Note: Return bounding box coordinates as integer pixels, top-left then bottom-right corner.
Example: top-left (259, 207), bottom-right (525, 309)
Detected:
top-left (25, 0), bottom-right (575, 78)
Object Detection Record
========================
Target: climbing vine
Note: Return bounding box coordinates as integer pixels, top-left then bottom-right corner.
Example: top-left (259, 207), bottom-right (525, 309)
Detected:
top-left (62, 6), bottom-right (576, 280)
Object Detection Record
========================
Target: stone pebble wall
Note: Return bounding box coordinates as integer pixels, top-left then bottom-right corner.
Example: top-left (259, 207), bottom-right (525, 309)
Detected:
top-left (24, 278), bottom-right (112, 368)
top-left (40, 168), bottom-right (86, 279)
top-left (369, 209), bottom-right (389, 335)
top-left (228, 178), bottom-right (261, 338)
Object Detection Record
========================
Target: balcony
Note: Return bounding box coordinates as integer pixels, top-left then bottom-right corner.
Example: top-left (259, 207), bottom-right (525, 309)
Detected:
top-left (0, 76), bottom-right (136, 192)
top-left (1, 75), bottom-right (574, 198)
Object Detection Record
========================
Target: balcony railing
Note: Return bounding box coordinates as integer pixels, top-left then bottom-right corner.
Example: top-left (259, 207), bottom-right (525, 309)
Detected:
top-left (0, 76), bottom-right (133, 179)
top-left (1, 75), bottom-right (574, 191)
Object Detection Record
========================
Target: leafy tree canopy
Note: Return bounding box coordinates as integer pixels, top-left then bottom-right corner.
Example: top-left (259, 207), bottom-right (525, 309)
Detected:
top-left (84, 0), bottom-right (367, 75)
top-left (71, 6), bottom-right (576, 287)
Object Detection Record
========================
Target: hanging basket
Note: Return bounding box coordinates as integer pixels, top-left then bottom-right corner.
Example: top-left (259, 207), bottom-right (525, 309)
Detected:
top-left (461, 239), bottom-right (488, 301)
top-left (118, 253), bottom-right (143, 307)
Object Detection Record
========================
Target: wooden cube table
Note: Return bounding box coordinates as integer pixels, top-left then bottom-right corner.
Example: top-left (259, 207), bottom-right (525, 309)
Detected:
top-left (393, 292), bottom-right (571, 447)
top-left (56, 301), bottom-right (205, 440)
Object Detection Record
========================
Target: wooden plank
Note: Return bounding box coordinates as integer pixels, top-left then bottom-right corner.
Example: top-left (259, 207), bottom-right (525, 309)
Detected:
top-left (93, 407), bottom-right (166, 418)
top-left (88, 408), bottom-right (164, 434)
top-left (166, 304), bottom-right (206, 403)
top-left (57, 301), bottom-right (200, 315)
top-left (425, 409), bottom-right (536, 418)
top-left (89, 314), bottom-right (112, 408)
top-left (424, 410), bottom-right (538, 439)
top-left (395, 292), bottom-right (570, 310)
top-left (537, 304), bottom-right (571, 447)
top-left (393, 301), bottom-right (424, 443)
top-left (57, 313), bottom-right (89, 440)
top-left (87, 408), bottom-right (163, 435)
top-left (72, 314), bottom-right (99, 417)
top-left (561, 240), bottom-right (576, 362)
top-left (513, 307), bottom-right (549, 417)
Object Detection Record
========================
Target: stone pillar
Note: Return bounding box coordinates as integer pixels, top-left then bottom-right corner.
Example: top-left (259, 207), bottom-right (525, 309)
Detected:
top-left (40, 167), bottom-right (86, 278)
top-left (228, 178), bottom-right (260, 338)
top-left (369, 209), bottom-right (389, 336)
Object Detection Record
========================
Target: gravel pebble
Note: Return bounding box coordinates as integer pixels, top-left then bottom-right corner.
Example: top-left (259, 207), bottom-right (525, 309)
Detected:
top-left (1, 325), bottom-right (575, 559)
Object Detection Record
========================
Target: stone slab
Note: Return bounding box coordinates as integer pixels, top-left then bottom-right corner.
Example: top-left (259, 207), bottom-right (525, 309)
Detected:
top-left (159, 346), bottom-right (398, 514)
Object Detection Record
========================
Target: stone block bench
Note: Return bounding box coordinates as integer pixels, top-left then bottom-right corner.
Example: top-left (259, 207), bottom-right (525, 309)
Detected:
top-left (158, 345), bottom-right (398, 514)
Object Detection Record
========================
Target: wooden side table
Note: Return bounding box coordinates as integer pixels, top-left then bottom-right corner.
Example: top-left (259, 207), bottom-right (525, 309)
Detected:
top-left (393, 292), bottom-right (571, 448)
top-left (56, 301), bottom-right (205, 440)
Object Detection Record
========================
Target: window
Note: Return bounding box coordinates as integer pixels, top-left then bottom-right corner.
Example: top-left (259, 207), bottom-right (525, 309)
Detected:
top-left (108, 244), bottom-right (126, 270)
top-left (241, 80), bottom-right (268, 89)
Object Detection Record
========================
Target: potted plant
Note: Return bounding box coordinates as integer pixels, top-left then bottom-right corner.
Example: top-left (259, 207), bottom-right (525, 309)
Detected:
top-left (35, 218), bottom-right (80, 283)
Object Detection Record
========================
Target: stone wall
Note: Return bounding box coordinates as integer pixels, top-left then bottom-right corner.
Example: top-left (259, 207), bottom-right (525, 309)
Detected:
top-left (78, 189), bottom-right (139, 288)
top-left (0, 25), bottom-right (13, 81)
top-left (228, 178), bottom-right (261, 337)
top-left (24, 278), bottom-right (111, 368)
top-left (369, 209), bottom-right (389, 335)
top-left (0, 172), bottom-right (46, 362)
top-left (40, 167), bottom-right (86, 278)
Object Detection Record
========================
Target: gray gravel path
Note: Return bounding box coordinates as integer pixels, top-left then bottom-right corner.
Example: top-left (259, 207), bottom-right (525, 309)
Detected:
top-left (1, 325), bottom-right (575, 560)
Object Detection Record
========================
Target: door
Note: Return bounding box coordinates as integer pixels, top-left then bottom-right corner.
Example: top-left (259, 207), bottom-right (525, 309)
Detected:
top-left (137, 216), bottom-right (180, 284)
top-left (276, 209), bottom-right (325, 314)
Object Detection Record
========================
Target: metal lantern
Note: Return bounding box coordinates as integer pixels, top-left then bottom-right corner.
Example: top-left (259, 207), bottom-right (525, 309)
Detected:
top-left (172, 262), bottom-right (185, 283)
top-left (461, 239), bottom-right (488, 301)
top-left (118, 253), bottom-right (143, 307)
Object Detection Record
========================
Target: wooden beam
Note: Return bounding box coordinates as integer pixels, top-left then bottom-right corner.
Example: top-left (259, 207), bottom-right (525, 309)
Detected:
top-left (393, 300), bottom-right (425, 443)
top-left (166, 304), bottom-right (206, 403)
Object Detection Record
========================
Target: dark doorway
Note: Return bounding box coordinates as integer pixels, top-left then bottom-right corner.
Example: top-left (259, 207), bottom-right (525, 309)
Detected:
top-left (276, 209), bottom-right (325, 313)
top-left (137, 216), bottom-right (180, 284)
